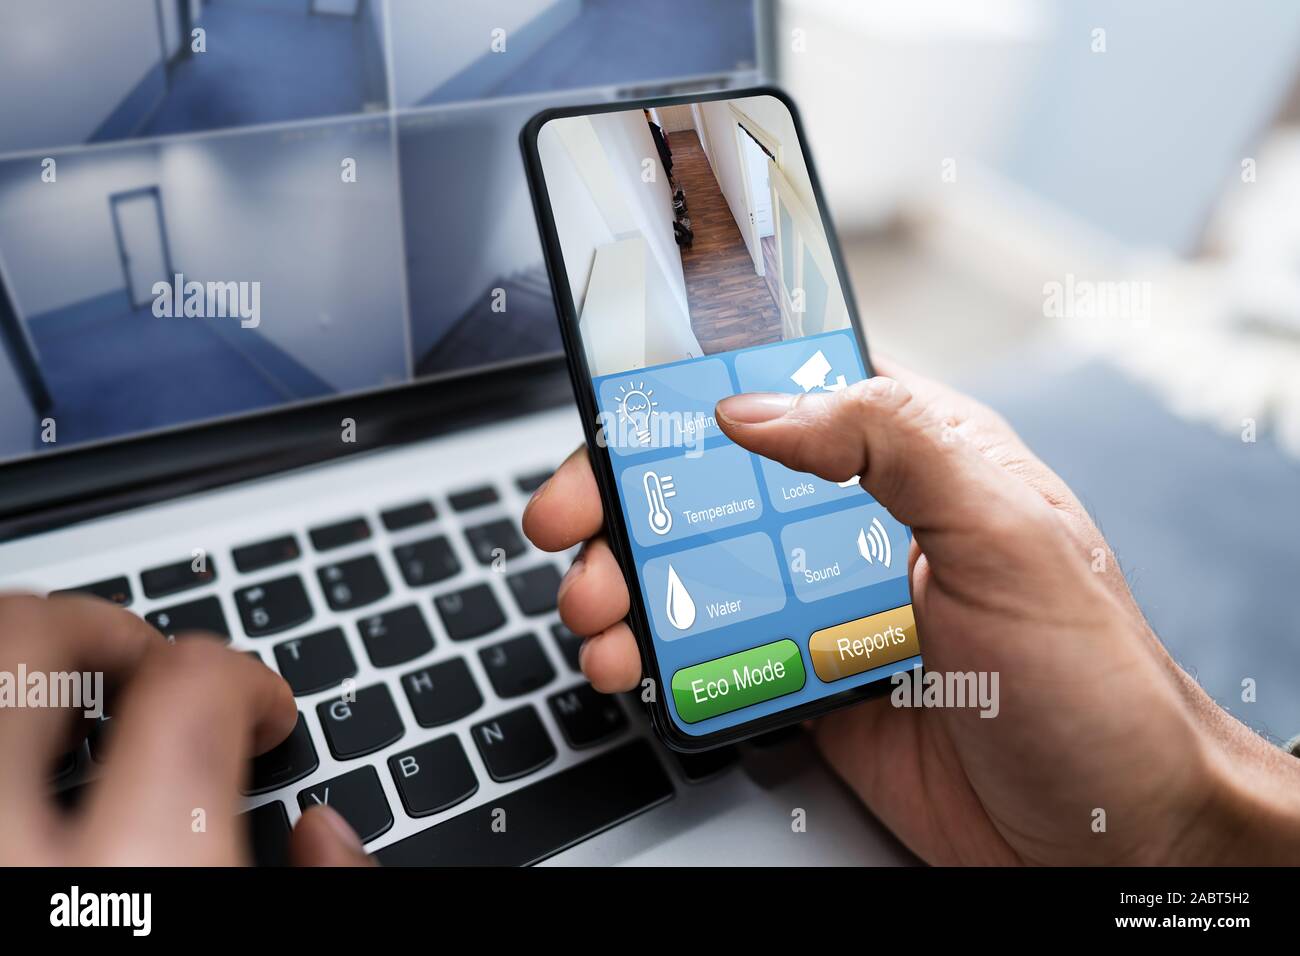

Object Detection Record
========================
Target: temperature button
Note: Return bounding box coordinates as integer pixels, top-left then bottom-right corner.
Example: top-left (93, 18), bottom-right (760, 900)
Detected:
top-left (618, 445), bottom-right (762, 547)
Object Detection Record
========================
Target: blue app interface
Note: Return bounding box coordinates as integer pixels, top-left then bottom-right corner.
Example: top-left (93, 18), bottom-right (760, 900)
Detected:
top-left (593, 330), bottom-right (919, 735)
top-left (538, 95), bottom-right (922, 736)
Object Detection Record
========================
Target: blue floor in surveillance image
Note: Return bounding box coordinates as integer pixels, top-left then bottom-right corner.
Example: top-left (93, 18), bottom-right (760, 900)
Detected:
top-left (0, 119), bottom-right (407, 456)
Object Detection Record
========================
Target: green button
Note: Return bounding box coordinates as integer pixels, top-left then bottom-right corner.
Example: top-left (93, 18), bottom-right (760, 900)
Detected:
top-left (671, 639), bottom-right (806, 724)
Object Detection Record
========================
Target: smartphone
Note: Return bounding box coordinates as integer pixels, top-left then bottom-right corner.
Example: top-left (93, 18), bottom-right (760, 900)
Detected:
top-left (521, 87), bottom-right (920, 751)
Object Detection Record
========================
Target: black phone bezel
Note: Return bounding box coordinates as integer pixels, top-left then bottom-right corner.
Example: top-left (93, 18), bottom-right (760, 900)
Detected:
top-left (520, 85), bottom-right (909, 752)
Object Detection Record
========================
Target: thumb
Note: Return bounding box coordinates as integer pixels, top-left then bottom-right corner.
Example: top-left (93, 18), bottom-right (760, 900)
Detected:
top-left (714, 378), bottom-right (1060, 576)
top-left (290, 805), bottom-right (376, 867)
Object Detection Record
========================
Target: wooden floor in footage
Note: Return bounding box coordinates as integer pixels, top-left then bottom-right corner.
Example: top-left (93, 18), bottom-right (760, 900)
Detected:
top-left (671, 129), bottom-right (782, 353)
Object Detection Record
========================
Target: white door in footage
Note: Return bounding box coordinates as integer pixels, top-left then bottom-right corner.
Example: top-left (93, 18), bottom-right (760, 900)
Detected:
top-left (769, 162), bottom-right (848, 340)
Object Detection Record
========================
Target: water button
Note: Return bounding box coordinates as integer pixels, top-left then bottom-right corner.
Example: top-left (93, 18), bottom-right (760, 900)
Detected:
top-left (641, 532), bottom-right (785, 642)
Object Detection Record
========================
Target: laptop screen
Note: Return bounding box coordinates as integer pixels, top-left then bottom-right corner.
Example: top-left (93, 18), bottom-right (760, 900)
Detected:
top-left (0, 0), bottom-right (762, 464)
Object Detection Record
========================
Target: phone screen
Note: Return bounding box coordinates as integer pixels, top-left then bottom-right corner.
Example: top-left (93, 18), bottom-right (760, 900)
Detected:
top-left (527, 91), bottom-right (920, 746)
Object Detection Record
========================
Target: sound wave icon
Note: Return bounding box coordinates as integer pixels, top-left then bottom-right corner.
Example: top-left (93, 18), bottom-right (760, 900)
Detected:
top-left (857, 517), bottom-right (892, 568)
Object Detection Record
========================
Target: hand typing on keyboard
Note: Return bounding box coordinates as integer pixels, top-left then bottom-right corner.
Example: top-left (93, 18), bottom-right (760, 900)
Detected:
top-left (0, 594), bottom-right (372, 865)
top-left (522, 355), bottom-right (1300, 866)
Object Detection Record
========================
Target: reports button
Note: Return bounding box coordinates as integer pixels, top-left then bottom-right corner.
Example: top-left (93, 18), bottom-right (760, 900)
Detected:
top-left (808, 604), bottom-right (920, 682)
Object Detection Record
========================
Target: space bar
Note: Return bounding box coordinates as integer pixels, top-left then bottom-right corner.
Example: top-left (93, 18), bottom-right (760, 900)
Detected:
top-left (376, 739), bottom-right (674, 866)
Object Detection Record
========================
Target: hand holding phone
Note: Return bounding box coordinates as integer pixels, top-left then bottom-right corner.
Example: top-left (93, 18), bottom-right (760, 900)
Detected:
top-left (521, 354), bottom-right (1290, 865)
top-left (522, 89), bottom-right (919, 749)
top-left (521, 87), bottom-right (1300, 867)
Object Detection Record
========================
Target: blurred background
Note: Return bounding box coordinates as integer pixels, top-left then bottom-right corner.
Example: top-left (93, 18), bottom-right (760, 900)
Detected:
top-left (779, 0), bottom-right (1300, 745)
top-left (1, 0), bottom-right (1297, 742)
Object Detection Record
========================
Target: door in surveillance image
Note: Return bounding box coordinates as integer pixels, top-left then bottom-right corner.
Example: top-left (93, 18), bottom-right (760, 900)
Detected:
top-left (535, 94), bottom-right (919, 737)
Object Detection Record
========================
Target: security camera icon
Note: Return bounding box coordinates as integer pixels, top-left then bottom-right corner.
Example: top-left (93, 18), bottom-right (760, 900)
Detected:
top-left (791, 350), bottom-right (847, 392)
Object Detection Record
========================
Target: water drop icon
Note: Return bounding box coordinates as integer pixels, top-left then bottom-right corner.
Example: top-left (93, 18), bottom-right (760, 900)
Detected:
top-left (665, 564), bottom-right (696, 631)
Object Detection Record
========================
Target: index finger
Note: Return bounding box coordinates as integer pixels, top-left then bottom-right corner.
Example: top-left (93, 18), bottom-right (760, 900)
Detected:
top-left (522, 445), bottom-right (606, 552)
top-left (0, 594), bottom-right (164, 825)
top-left (77, 639), bottom-right (296, 865)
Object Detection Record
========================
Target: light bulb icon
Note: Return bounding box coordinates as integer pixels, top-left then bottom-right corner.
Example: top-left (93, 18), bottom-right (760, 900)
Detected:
top-left (616, 380), bottom-right (659, 446)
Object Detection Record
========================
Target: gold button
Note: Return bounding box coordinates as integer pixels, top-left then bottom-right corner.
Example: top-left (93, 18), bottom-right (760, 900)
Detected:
top-left (808, 604), bottom-right (920, 682)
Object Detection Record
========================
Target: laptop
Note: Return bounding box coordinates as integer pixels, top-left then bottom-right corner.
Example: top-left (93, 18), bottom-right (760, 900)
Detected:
top-left (0, 0), bottom-right (908, 866)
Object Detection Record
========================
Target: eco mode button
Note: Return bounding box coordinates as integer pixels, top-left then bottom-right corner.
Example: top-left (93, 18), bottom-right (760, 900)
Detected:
top-left (671, 639), bottom-right (805, 724)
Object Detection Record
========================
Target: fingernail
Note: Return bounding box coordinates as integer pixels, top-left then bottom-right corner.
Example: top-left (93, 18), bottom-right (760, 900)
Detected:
top-left (557, 553), bottom-right (585, 601)
top-left (521, 477), bottom-right (550, 522)
top-left (716, 392), bottom-right (797, 425)
top-left (314, 804), bottom-right (364, 851)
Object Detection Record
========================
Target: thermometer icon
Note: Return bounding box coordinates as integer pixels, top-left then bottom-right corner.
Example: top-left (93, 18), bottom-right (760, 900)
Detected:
top-left (643, 470), bottom-right (676, 536)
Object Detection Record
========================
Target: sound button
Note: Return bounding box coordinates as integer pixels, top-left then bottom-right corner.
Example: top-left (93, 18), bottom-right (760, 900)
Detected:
top-left (779, 503), bottom-right (909, 603)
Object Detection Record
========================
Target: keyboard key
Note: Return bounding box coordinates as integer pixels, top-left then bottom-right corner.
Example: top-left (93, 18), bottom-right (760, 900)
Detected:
top-left (388, 736), bottom-right (478, 817)
top-left (551, 622), bottom-right (583, 672)
top-left (309, 516), bottom-right (371, 551)
top-left (463, 518), bottom-right (526, 566)
top-left (317, 684), bottom-right (404, 759)
top-left (232, 534), bottom-right (301, 573)
top-left (274, 627), bottom-right (357, 696)
top-left (671, 745), bottom-right (739, 783)
top-left (401, 658), bottom-right (483, 727)
top-left (381, 500), bottom-right (436, 531)
top-left (298, 766), bottom-right (393, 844)
top-left (317, 555), bottom-right (389, 611)
top-left (235, 575), bottom-right (313, 637)
top-left (393, 535), bottom-right (460, 588)
top-left (359, 605), bottom-right (433, 668)
top-left (245, 713), bottom-right (318, 795)
top-left (548, 684), bottom-right (628, 749)
top-left (145, 595), bottom-right (230, 642)
top-left (53, 576), bottom-right (132, 607)
top-left (448, 485), bottom-right (498, 512)
top-left (435, 583), bottom-right (504, 641)
top-left (377, 740), bottom-right (673, 866)
top-left (244, 801), bottom-right (291, 867)
top-left (140, 556), bottom-right (216, 599)
top-left (471, 705), bottom-right (556, 782)
top-left (478, 633), bottom-right (556, 699)
top-left (515, 469), bottom-right (553, 494)
top-left (506, 564), bottom-right (562, 616)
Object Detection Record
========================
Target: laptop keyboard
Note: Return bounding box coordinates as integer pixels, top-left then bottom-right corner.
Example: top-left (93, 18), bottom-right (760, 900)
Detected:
top-left (44, 462), bottom-right (687, 866)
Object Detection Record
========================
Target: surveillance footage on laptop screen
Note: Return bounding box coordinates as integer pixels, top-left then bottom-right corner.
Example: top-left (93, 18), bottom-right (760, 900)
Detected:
top-left (534, 94), bottom-right (919, 737)
top-left (0, 0), bottom-right (760, 463)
